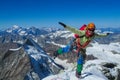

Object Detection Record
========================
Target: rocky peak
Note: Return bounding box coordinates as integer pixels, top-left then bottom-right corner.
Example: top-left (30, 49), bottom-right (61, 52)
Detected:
top-left (0, 42), bottom-right (31, 80)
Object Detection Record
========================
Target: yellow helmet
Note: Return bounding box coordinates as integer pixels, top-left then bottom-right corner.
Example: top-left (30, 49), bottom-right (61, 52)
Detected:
top-left (87, 23), bottom-right (95, 31)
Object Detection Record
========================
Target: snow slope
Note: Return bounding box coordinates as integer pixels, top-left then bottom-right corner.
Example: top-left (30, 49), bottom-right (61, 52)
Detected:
top-left (43, 42), bottom-right (120, 80)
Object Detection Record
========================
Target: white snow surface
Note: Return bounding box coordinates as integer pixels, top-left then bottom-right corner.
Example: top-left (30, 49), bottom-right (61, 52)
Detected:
top-left (87, 42), bottom-right (120, 63)
top-left (19, 30), bottom-right (27, 36)
top-left (9, 47), bottom-right (22, 51)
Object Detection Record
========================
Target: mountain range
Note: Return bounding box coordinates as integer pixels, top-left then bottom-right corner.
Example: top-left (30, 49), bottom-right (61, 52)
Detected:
top-left (0, 26), bottom-right (120, 80)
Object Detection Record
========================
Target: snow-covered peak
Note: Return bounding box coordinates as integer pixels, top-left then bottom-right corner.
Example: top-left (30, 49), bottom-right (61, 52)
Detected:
top-left (6, 29), bottom-right (12, 33)
top-left (41, 27), bottom-right (60, 32)
top-left (6, 25), bottom-right (21, 33)
top-left (12, 25), bottom-right (20, 29)
top-left (48, 30), bottom-right (74, 39)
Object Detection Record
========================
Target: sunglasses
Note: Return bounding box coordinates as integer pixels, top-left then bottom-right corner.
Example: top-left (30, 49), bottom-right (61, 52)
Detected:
top-left (88, 28), bottom-right (95, 32)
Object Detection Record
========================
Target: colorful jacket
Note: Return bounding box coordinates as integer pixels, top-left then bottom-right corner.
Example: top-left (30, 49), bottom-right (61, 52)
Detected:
top-left (65, 25), bottom-right (108, 49)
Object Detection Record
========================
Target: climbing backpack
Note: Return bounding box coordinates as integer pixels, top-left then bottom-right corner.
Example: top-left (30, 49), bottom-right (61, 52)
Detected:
top-left (74, 24), bottom-right (87, 38)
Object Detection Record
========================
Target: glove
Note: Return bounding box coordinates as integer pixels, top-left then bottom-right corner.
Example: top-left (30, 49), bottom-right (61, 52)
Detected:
top-left (58, 22), bottom-right (66, 28)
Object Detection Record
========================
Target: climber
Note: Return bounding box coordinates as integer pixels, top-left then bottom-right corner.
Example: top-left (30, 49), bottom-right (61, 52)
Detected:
top-left (54, 22), bottom-right (110, 78)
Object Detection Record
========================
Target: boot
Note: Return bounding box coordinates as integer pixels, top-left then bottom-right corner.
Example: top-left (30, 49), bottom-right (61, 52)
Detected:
top-left (53, 51), bottom-right (59, 59)
top-left (75, 71), bottom-right (81, 78)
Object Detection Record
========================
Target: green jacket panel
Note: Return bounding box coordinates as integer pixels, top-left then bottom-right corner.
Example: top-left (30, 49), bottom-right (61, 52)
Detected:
top-left (94, 33), bottom-right (108, 38)
top-left (65, 25), bottom-right (108, 48)
top-left (66, 25), bottom-right (85, 36)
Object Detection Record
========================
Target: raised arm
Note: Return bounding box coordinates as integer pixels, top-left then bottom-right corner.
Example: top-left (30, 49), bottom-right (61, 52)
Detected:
top-left (94, 33), bottom-right (110, 38)
top-left (59, 22), bottom-right (85, 36)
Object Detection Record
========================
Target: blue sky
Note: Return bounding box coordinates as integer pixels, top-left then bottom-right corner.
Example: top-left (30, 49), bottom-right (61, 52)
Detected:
top-left (0, 0), bottom-right (120, 29)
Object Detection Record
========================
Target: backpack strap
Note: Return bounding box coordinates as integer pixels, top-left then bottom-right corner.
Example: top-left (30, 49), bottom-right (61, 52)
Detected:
top-left (75, 37), bottom-right (91, 49)
top-left (79, 34), bottom-right (85, 38)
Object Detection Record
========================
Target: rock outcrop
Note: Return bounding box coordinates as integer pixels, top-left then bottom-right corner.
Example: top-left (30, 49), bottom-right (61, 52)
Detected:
top-left (0, 43), bottom-right (31, 80)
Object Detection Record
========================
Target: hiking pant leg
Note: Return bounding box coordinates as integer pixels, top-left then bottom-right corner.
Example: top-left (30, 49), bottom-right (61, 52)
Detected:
top-left (57, 37), bottom-right (75, 54)
top-left (76, 49), bottom-right (86, 74)
top-left (77, 54), bottom-right (84, 73)
top-left (57, 44), bottom-right (71, 54)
